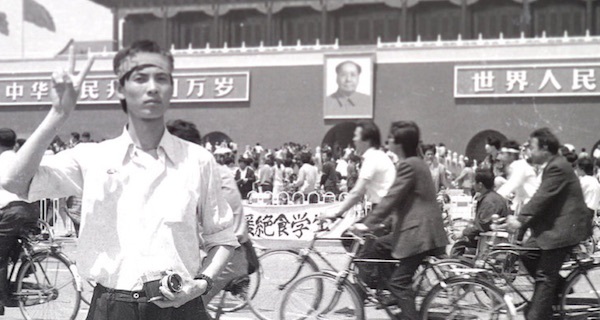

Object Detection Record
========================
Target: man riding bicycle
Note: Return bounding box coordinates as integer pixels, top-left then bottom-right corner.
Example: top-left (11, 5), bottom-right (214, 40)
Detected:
top-left (0, 128), bottom-right (39, 315)
top-left (351, 121), bottom-right (448, 320)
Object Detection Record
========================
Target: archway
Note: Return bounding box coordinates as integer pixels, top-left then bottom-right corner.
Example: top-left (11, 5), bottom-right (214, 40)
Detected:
top-left (322, 122), bottom-right (356, 158)
top-left (465, 130), bottom-right (507, 164)
top-left (202, 131), bottom-right (233, 149)
top-left (591, 140), bottom-right (600, 158)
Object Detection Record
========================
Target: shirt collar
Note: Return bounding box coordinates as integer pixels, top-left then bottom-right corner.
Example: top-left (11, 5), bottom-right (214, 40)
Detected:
top-left (114, 125), bottom-right (181, 163)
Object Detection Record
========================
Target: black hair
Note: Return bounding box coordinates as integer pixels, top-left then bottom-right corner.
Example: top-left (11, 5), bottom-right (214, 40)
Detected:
top-left (475, 168), bottom-right (495, 190)
top-left (421, 143), bottom-right (436, 155)
top-left (322, 148), bottom-right (333, 159)
top-left (502, 140), bottom-right (520, 151)
top-left (0, 128), bottom-right (16, 149)
top-left (82, 132), bottom-right (91, 139)
top-left (389, 121), bottom-right (420, 158)
top-left (565, 152), bottom-right (578, 166)
top-left (71, 132), bottom-right (80, 141)
top-left (530, 127), bottom-right (560, 155)
top-left (356, 121), bottom-right (381, 149)
top-left (486, 137), bottom-right (501, 150)
top-left (166, 119), bottom-right (202, 145)
top-left (335, 60), bottom-right (361, 75)
top-left (464, 157), bottom-right (473, 167)
top-left (239, 157), bottom-right (252, 165)
top-left (576, 157), bottom-right (594, 175)
top-left (113, 40), bottom-right (174, 113)
top-left (348, 154), bottom-right (361, 164)
top-left (300, 151), bottom-right (312, 164)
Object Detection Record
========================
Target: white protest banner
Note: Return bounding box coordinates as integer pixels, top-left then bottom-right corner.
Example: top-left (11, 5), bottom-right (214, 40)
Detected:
top-left (244, 202), bottom-right (363, 242)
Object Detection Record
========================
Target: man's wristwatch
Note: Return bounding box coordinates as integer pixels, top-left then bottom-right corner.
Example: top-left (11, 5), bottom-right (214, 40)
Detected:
top-left (194, 274), bottom-right (213, 295)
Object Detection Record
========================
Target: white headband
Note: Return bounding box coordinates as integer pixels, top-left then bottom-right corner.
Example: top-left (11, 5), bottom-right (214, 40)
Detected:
top-left (116, 52), bottom-right (173, 80)
top-left (501, 147), bottom-right (520, 154)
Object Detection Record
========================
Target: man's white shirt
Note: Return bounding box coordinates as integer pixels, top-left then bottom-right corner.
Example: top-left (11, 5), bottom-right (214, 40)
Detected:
top-left (27, 128), bottom-right (238, 290)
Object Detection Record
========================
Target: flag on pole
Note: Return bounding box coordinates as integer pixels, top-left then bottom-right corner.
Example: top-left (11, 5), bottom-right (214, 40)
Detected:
top-left (0, 11), bottom-right (8, 35)
top-left (24, 0), bottom-right (55, 32)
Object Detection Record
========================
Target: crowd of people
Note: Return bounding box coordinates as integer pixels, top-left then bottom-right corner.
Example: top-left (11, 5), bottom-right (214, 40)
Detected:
top-left (0, 39), bottom-right (596, 320)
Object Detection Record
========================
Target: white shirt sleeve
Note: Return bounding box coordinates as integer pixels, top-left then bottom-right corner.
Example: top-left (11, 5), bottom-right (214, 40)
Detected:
top-left (28, 147), bottom-right (84, 201)
top-left (197, 155), bottom-right (239, 251)
top-left (358, 157), bottom-right (376, 181)
top-left (497, 162), bottom-right (526, 199)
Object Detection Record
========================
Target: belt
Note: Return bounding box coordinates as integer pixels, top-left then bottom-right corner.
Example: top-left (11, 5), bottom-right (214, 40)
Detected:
top-left (96, 284), bottom-right (148, 302)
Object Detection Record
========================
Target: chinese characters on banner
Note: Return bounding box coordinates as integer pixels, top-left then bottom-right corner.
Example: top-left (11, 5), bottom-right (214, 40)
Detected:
top-left (0, 70), bottom-right (250, 105)
top-left (454, 64), bottom-right (600, 98)
top-left (244, 202), bottom-right (361, 241)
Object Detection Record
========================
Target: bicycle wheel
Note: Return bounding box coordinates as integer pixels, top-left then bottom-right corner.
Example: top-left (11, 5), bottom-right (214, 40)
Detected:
top-left (206, 269), bottom-right (261, 313)
top-left (482, 250), bottom-right (533, 311)
top-left (280, 273), bottom-right (364, 320)
top-left (420, 275), bottom-right (515, 320)
top-left (413, 258), bottom-right (473, 308)
top-left (251, 249), bottom-right (320, 320)
top-left (15, 251), bottom-right (81, 320)
top-left (559, 263), bottom-right (600, 318)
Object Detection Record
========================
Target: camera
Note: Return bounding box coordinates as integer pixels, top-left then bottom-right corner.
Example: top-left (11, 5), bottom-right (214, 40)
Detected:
top-left (142, 271), bottom-right (183, 300)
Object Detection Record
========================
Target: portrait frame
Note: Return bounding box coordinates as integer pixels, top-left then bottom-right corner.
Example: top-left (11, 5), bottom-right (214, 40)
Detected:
top-left (323, 54), bottom-right (374, 119)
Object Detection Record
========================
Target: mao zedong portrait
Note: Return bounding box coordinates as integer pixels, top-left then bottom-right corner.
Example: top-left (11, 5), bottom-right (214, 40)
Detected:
top-left (324, 60), bottom-right (372, 118)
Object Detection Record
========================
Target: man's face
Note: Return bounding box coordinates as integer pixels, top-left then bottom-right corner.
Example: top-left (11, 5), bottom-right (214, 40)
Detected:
top-left (474, 181), bottom-right (484, 193)
top-left (485, 144), bottom-right (494, 154)
top-left (424, 150), bottom-right (435, 162)
top-left (498, 151), bottom-right (515, 165)
top-left (528, 137), bottom-right (549, 165)
top-left (336, 63), bottom-right (360, 94)
top-left (353, 127), bottom-right (367, 154)
top-left (387, 134), bottom-right (402, 157)
top-left (118, 63), bottom-right (173, 120)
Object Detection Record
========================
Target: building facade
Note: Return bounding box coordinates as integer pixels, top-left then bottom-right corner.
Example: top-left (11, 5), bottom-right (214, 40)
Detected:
top-left (0, 0), bottom-right (599, 162)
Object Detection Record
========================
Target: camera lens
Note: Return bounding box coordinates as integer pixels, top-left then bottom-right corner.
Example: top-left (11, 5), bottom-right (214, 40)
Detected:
top-left (164, 273), bottom-right (183, 293)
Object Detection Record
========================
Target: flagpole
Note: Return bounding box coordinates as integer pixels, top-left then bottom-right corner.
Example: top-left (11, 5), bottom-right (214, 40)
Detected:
top-left (21, 0), bottom-right (25, 58)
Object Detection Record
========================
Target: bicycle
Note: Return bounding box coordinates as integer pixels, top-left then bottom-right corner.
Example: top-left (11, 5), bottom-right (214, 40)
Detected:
top-left (6, 219), bottom-right (82, 320)
top-left (278, 230), bottom-right (473, 320)
top-left (443, 230), bottom-right (600, 319)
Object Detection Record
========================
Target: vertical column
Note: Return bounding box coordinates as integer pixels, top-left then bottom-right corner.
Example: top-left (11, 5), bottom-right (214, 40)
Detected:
top-left (586, 0), bottom-right (593, 34)
top-left (266, 2), bottom-right (273, 45)
top-left (112, 8), bottom-right (119, 51)
top-left (162, 8), bottom-right (169, 49)
top-left (460, 0), bottom-right (468, 38)
top-left (118, 15), bottom-right (125, 49)
top-left (321, 2), bottom-right (328, 43)
top-left (212, 4), bottom-right (220, 47)
top-left (401, 0), bottom-right (408, 40)
top-left (520, 0), bottom-right (532, 36)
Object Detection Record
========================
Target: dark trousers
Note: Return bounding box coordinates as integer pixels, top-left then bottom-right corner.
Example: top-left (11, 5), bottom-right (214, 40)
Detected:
top-left (360, 233), bottom-right (442, 320)
top-left (86, 284), bottom-right (210, 320)
top-left (0, 201), bottom-right (39, 306)
top-left (519, 238), bottom-right (574, 320)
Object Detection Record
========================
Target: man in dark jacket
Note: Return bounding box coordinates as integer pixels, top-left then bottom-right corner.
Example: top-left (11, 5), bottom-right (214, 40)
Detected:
top-left (235, 157), bottom-right (256, 199)
top-left (496, 128), bottom-right (592, 320)
top-left (451, 168), bottom-right (510, 256)
top-left (352, 121), bottom-right (448, 320)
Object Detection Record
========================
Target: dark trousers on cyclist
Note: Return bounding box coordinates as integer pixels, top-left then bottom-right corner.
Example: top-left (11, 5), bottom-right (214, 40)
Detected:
top-left (519, 237), bottom-right (575, 320)
top-left (0, 201), bottom-right (39, 313)
top-left (362, 233), bottom-right (444, 320)
top-left (86, 284), bottom-right (211, 320)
